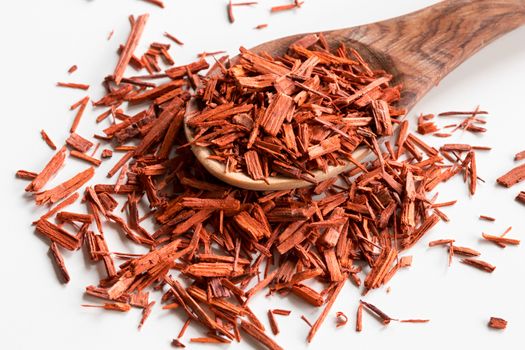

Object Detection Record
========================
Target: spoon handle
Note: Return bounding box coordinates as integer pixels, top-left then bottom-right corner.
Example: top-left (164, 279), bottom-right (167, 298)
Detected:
top-left (340, 0), bottom-right (525, 109)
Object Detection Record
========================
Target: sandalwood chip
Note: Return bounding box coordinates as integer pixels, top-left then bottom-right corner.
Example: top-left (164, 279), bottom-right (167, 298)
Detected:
top-left (335, 311), bottom-right (348, 327)
top-left (40, 130), bottom-right (57, 150)
top-left (35, 167), bottom-right (94, 205)
top-left (516, 191), bottom-right (525, 204)
top-left (461, 258), bottom-right (496, 273)
top-left (66, 133), bottom-right (94, 153)
top-left (16, 170), bottom-right (38, 180)
top-left (171, 339), bottom-right (186, 348)
top-left (488, 317), bottom-right (507, 330)
top-left (479, 215), bottom-right (495, 222)
top-left (26, 146), bottom-right (67, 192)
top-left (36, 219), bottom-right (81, 251)
top-left (49, 242), bottom-right (70, 283)
top-left (497, 163), bottom-right (525, 187)
top-left (114, 14), bottom-right (149, 85)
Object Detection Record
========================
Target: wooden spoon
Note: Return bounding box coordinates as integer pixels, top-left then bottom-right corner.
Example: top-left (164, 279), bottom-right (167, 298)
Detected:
top-left (185, 0), bottom-right (525, 191)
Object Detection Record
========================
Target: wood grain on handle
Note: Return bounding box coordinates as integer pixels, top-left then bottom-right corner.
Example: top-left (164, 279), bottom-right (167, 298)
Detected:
top-left (328, 0), bottom-right (525, 110)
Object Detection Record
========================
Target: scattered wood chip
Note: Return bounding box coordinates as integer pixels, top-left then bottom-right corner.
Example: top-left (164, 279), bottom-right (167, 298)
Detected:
top-left (497, 163), bottom-right (525, 187)
top-left (488, 317), bottom-right (507, 330)
top-left (460, 258), bottom-right (496, 273)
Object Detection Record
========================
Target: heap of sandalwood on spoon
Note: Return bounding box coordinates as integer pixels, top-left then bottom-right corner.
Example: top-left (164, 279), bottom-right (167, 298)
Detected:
top-left (187, 35), bottom-right (404, 183)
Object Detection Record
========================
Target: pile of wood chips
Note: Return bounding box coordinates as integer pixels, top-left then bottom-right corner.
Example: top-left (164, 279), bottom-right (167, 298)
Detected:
top-left (17, 14), bottom-right (514, 349)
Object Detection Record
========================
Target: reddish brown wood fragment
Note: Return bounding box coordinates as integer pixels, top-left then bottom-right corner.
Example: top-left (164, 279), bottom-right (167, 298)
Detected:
top-left (158, 111), bottom-right (184, 159)
top-left (307, 280), bottom-right (345, 342)
top-left (399, 256), bottom-right (413, 267)
top-left (162, 303), bottom-right (179, 310)
top-left (49, 242), bottom-right (70, 283)
top-left (371, 100), bottom-right (392, 135)
top-left (240, 320), bottom-right (283, 350)
top-left (438, 110), bottom-right (488, 117)
top-left (138, 301), bottom-right (155, 330)
top-left (360, 300), bottom-right (392, 325)
top-left (197, 51), bottom-right (227, 58)
top-left (36, 219), bottom-right (80, 250)
top-left (516, 191), bottom-right (525, 204)
top-left (451, 245), bottom-right (480, 257)
top-left (70, 150), bottom-right (102, 166)
top-left (227, 0), bottom-right (235, 23)
top-left (335, 311), bottom-right (348, 328)
top-left (268, 309), bottom-right (279, 335)
top-left (35, 167), bottom-right (94, 205)
top-left (90, 143), bottom-right (100, 157)
top-left (428, 239), bottom-right (455, 247)
top-left (56, 211), bottom-right (93, 224)
top-left (418, 121), bottom-right (438, 135)
top-left (234, 211), bottom-right (270, 241)
top-left (433, 132), bottom-right (452, 138)
top-left (40, 192), bottom-right (79, 221)
top-left (482, 233), bottom-right (520, 246)
top-left (164, 32), bottom-right (184, 46)
top-left (461, 258), bottom-right (496, 273)
top-left (166, 59), bottom-right (209, 79)
top-left (66, 133), bottom-right (94, 152)
top-left (308, 136), bottom-right (340, 160)
top-left (260, 93), bottom-right (294, 136)
top-left (70, 96), bottom-right (89, 133)
top-left (514, 150), bottom-right (525, 161)
top-left (431, 200), bottom-right (457, 208)
top-left (68, 65), bottom-right (78, 74)
top-left (356, 303), bottom-right (363, 332)
top-left (189, 338), bottom-right (223, 344)
top-left (128, 81), bottom-right (185, 105)
top-left (101, 149), bottom-right (113, 158)
top-left (245, 270), bottom-right (277, 301)
top-left (245, 150), bottom-right (265, 180)
top-left (468, 151), bottom-right (477, 195)
top-left (448, 243), bottom-right (454, 266)
top-left (301, 315), bottom-right (313, 328)
top-left (40, 130), bottom-right (57, 150)
top-left (114, 14), bottom-right (149, 85)
top-left (114, 163), bottom-right (128, 194)
top-left (177, 318), bottom-right (192, 339)
top-left (255, 24), bottom-right (268, 30)
top-left (399, 319), bottom-right (430, 323)
top-left (142, 0), bottom-right (164, 8)
top-left (497, 163), bottom-right (525, 187)
top-left (479, 215), bottom-right (495, 222)
top-left (488, 317), bottom-right (507, 329)
top-left (171, 339), bottom-right (186, 348)
top-left (57, 82), bottom-right (90, 90)
top-left (26, 146), bottom-right (67, 192)
top-left (82, 303), bottom-right (131, 312)
top-left (107, 151), bottom-right (134, 178)
top-left (272, 309), bottom-right (291, 316)
top-left (16, 170), bottom-right (38, 180)
top-left (184, 262), bottom-right (240, 277)
top-left (271, 2), bottom-right (303, 12)
top-left (395, 120), bottom-right (409, 158)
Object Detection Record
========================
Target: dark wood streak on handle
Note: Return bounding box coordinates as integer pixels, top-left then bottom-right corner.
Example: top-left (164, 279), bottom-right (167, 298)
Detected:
top-left (325, 0), bottom-right (525, 110)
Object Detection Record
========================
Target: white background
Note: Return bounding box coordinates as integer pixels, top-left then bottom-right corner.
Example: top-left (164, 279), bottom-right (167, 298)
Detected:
top-left (1, 0), bottom-right (525, 349)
